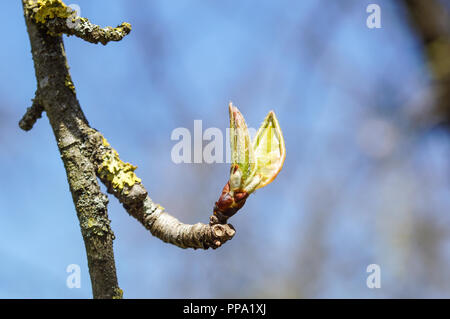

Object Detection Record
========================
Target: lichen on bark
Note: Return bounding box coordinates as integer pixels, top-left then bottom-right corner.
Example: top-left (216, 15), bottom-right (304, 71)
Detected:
top-left (27, 0), bottom-right (72, 24)
top-left (97, 138), bottom-right (142, 194)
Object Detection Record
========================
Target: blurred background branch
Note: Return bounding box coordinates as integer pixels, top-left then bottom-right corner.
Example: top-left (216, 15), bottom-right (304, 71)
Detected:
top-left (401, 0), bottom-right (450, 128)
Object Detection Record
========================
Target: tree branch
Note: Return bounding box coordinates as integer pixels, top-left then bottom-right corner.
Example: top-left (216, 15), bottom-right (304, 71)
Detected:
top-left (21, 0), bottom-right (122, 299)
top-left (21, 0), bottom-right (238, 299)
top-left (46, 17), bottom-right (132, 45)
top-left (21, 0), bottom-right (246, 299)
top-left (25, 0), bottom-right (131, 45)
top-left (84, 131), bottom-right (236, 249)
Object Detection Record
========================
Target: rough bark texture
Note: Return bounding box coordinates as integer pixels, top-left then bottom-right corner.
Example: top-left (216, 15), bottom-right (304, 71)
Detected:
top-left (20, 0), bottom-right (238, 298)
top-left (45, 17), bottom-right (132, 45)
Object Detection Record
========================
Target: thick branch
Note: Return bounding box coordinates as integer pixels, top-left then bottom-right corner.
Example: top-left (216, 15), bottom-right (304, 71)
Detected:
top-left (22, 0), bottom-right (122, 299)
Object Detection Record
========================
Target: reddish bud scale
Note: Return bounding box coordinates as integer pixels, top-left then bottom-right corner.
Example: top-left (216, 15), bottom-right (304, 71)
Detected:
top-left (213, 181), bottom-right (249, 224)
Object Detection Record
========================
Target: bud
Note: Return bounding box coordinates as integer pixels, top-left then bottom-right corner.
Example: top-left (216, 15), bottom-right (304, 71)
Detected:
top-left (213, 102), bottom-right (286, 224)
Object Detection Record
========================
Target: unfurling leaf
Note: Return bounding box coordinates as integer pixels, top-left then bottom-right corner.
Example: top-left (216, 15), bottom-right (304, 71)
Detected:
top-left (252, 110), bottom-right (286, 189)
top-left (228, 103), bottom-right (285, 194)
top-left (228, 103), bottom-right (256, 192)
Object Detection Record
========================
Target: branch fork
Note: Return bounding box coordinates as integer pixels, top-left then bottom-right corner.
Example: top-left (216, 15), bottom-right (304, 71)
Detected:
top-left (25, 0), bottom-right (131, 44)
top-left (20, 0), bottom-right (286, 298)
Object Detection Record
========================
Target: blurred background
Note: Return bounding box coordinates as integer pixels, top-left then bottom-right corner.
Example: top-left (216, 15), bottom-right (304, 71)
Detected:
top-left (0, 0), bottom-right (449, 298)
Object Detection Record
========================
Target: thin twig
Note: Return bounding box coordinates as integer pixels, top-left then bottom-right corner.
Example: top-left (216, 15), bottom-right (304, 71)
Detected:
top-left (46, 17), bottom-right (132, 45)
top-left (19, 96), bottom-right (44, 131)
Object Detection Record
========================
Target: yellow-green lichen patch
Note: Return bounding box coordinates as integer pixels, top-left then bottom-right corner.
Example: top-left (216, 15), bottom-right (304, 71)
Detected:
top-left (102, 137), bottom-right (110, 147)
top-left (98, 140), bottom-right (141, 193)
top-left (84, 216), bottom-right (110, 237)
top-left (29, 0), bottom-right (72, 24)
top-left (65, 74), bottom-right (75, 93)
top-left (120, 22), bottom-right (132, 32)
top-left (87, 217), bottom-right (96, 228)
top-left (113, 288), bottom-right (123, 299)
top-left (104, 22), bottom-right (132, 34)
